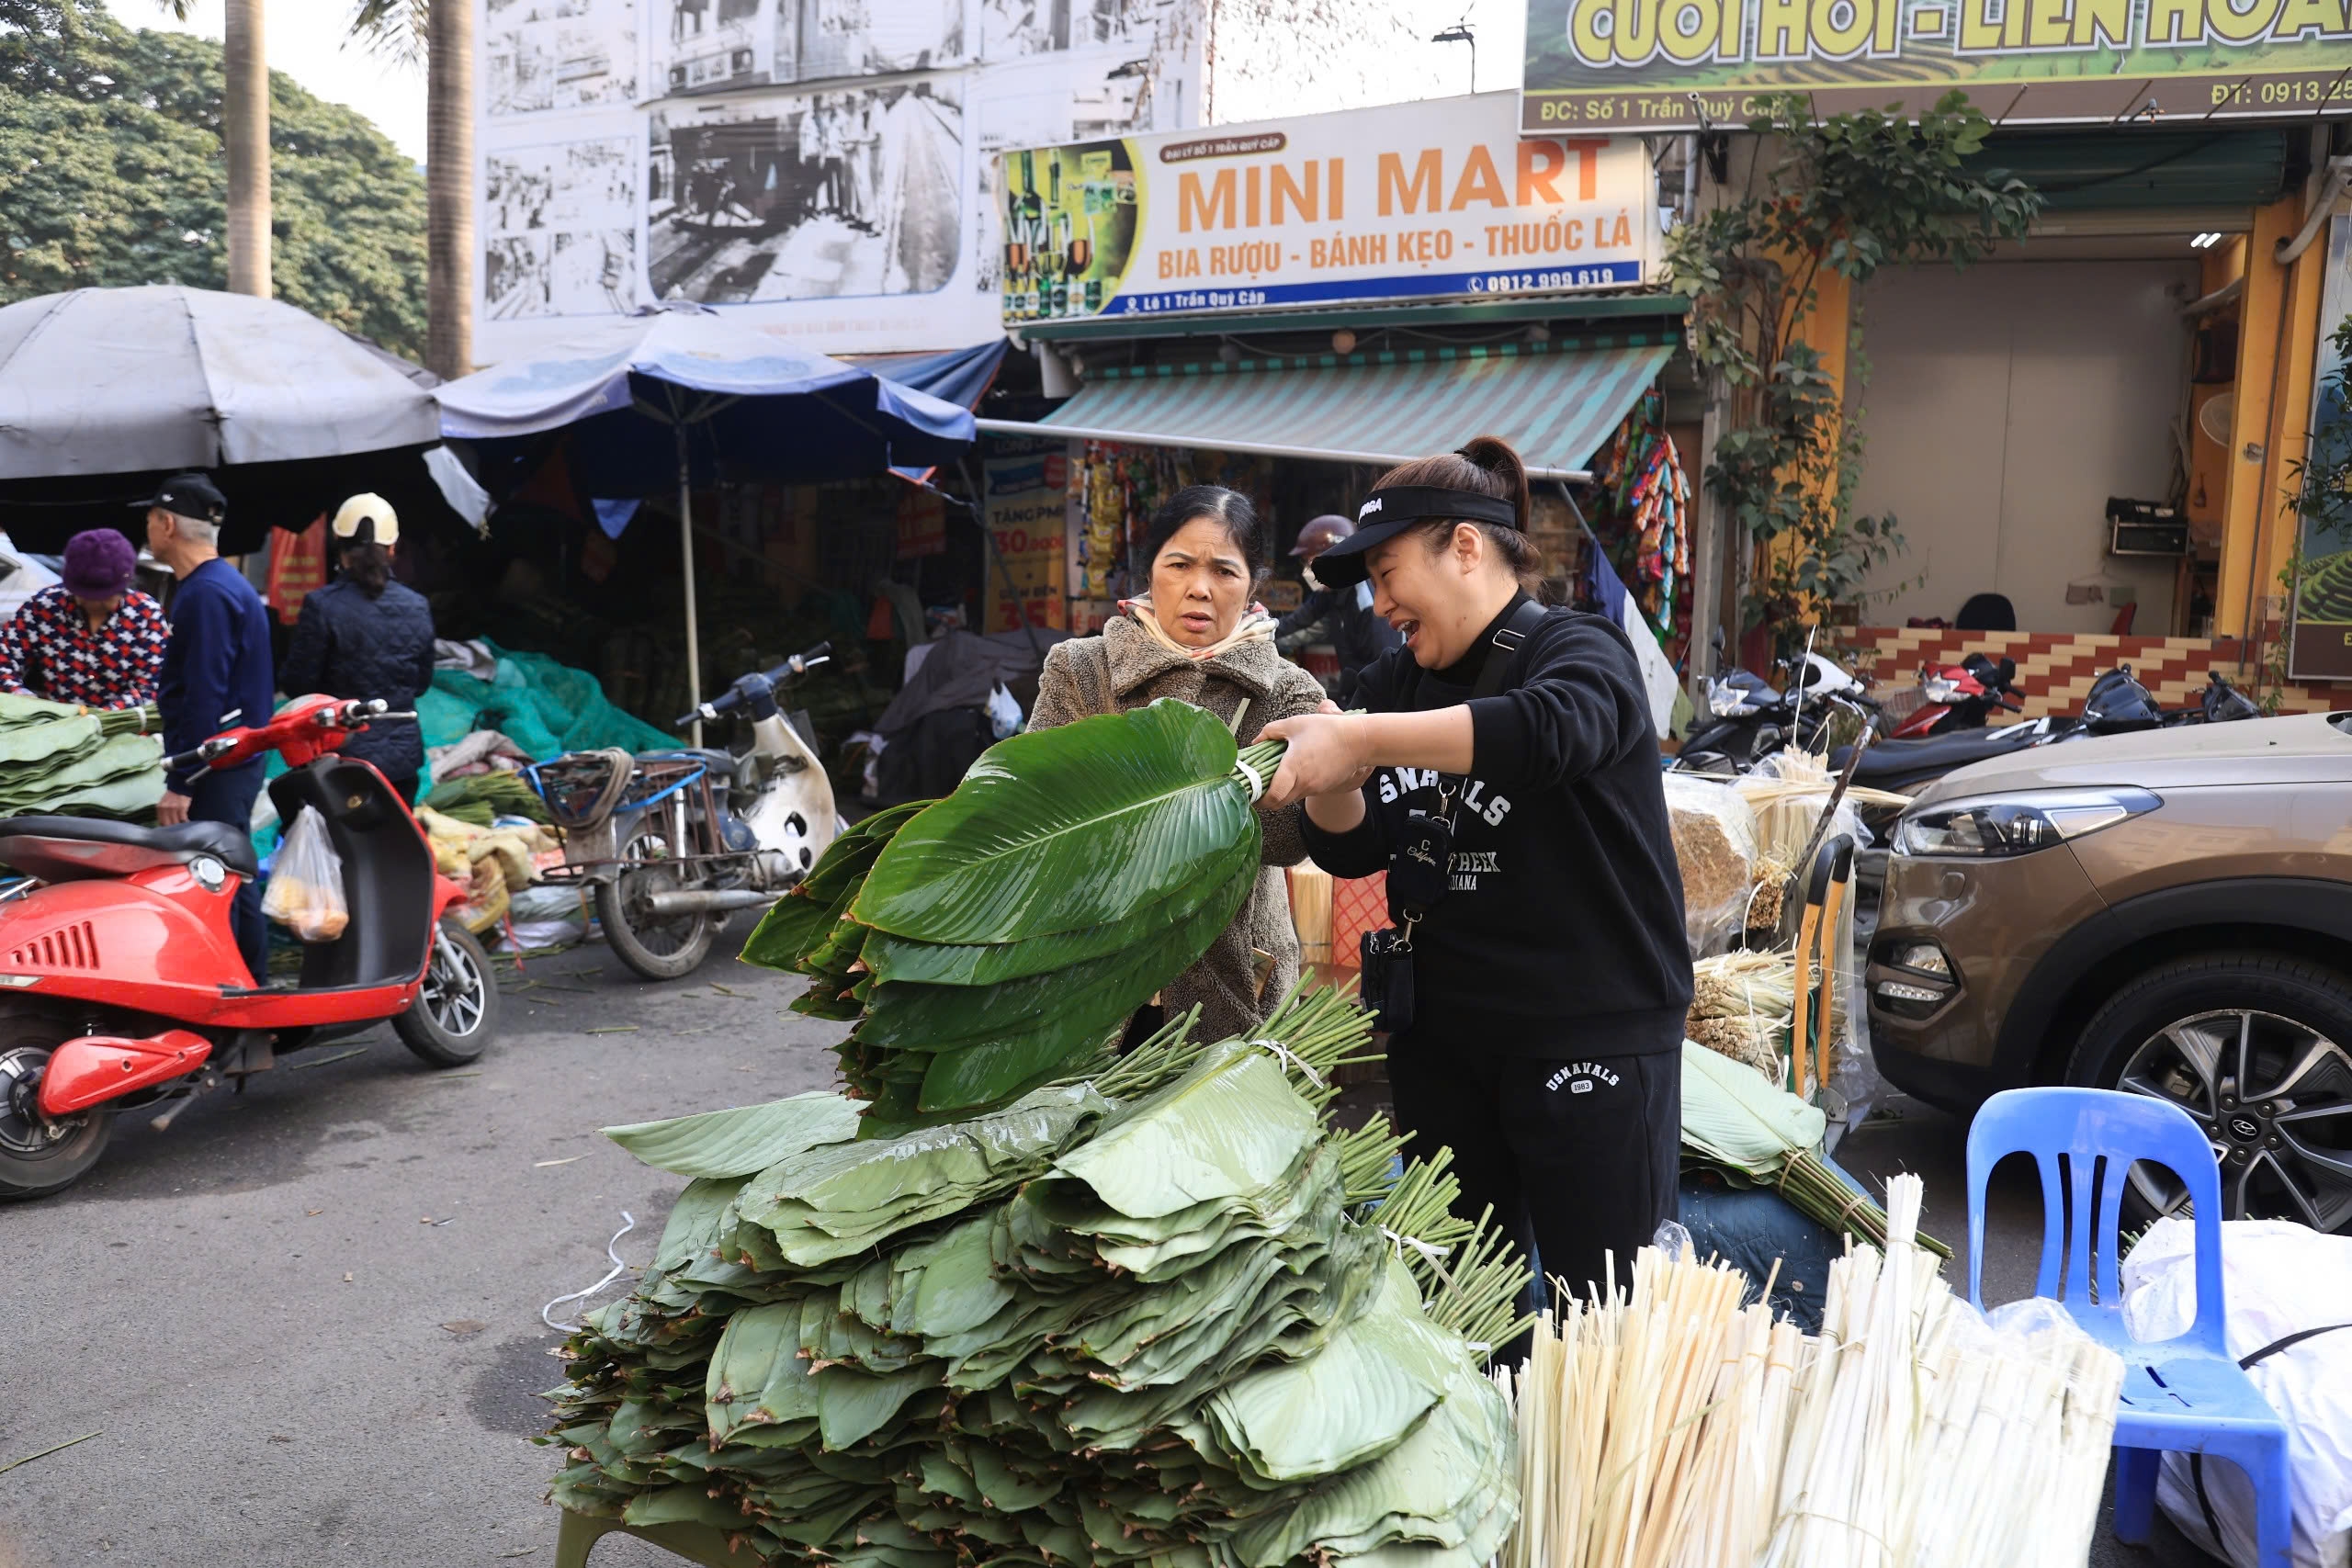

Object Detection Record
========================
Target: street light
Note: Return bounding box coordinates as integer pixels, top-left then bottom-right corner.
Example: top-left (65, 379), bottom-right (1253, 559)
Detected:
top-left (1431, 21), bottom-right (1476, 94)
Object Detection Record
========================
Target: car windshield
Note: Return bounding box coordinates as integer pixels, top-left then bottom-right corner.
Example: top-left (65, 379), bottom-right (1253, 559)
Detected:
top-left (2335, 714), bottom-right (2352, 738)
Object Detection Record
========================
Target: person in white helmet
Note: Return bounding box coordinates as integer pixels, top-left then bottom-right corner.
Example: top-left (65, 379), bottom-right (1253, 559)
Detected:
top-left (279, 494), bottom-right (436, 802)
top-left (1273, 513), bottom-right (1401, 703)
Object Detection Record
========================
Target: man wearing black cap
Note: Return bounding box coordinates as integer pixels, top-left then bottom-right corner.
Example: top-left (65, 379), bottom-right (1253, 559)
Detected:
top-left (1272, 514), bottom-right (1401, 703)
top-left (143, 473), bottom-right (275, 983)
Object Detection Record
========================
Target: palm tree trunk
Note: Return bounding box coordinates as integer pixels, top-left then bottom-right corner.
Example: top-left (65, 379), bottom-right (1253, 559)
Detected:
top-left (427, 0), bottom-right (474, 378)
top-left (223, 0), bottom-right (270, 297)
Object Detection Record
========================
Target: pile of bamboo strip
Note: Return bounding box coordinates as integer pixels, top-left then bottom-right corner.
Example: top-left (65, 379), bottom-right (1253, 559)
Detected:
top-left (1493, 1175), bottom-right (2125, 1568)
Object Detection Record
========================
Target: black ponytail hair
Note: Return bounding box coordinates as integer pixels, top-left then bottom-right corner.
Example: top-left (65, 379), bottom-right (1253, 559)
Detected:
top-left (1372, 434), bottom-right (1540, 587)
top-left (339, 540), bottom-right (391, 598)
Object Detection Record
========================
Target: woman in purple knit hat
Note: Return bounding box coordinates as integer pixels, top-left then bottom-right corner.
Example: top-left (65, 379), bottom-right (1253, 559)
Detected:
top-left (0, 528), bottom-right (168, 709)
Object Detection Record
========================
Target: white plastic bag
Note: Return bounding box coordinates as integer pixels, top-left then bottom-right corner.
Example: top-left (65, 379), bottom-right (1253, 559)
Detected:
top-left (986, 681), bottom-right (1023, 740)
top-left (1660, 773), bottom-right (1757, 958)
top-left (261, 805), bottom-right (348, 943)
top-left (2122, 1217), bottom-right (2352, 1568)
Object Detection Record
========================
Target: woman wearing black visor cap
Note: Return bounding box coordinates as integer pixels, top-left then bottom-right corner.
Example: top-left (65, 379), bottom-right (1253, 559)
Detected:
top-left (1261, 434), bottom-right (1690, 1325)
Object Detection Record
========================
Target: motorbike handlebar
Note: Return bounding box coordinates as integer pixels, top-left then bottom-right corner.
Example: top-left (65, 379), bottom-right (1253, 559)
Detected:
top-left (164, 700), bottom-right (417, 775)
top-left (676, 641), bottom-right (833, 728)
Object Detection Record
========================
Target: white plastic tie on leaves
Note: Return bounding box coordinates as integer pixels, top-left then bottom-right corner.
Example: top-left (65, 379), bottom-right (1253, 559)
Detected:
top-left (1249, 1037), bottom-right (1325, 1089)
top-left (542, 1211), bottom-right (639, 1333)
top-left (1232, 758), bottom-right (1267, 802)
top-left (1383, 1224), bottom-right (1472, 1310)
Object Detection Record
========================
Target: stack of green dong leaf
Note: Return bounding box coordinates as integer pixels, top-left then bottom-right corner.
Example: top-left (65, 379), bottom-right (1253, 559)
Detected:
top-left (743, 702), bottom-right (1287, 1128)
top-left (550, 989), bottom-right (1526, 1568)
top-left (0, 694), bottom-right (165, 819)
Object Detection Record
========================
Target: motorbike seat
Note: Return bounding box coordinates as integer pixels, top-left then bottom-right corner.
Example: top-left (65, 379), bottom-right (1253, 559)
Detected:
top-left (644, 748), bottom-right (740, 779)
top-left (0, 814), bottom-right (260, 883)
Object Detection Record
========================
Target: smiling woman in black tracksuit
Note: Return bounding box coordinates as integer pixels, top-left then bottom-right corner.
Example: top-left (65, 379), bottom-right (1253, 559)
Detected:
top-left (1261, 435), bottom-right (1690, 1313)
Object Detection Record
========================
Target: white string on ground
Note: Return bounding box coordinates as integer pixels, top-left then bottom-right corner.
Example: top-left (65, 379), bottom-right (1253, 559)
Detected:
top-left (541, 1211), bottom-right (638, 1333)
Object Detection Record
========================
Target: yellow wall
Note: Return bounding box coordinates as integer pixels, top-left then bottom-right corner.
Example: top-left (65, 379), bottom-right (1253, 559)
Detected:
top-left (2216, 193), bottom-right (2329, 638)
top-left (1756, 265), bottom-right (1855, 605)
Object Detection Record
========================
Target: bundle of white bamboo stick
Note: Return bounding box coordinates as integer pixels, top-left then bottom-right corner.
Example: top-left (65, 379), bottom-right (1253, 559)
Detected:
top-left (1492, 1175), bottom-right (2125, 1568)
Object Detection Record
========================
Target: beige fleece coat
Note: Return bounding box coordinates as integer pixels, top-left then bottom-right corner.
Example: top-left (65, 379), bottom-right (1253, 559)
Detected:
top-left (1029, 613), bottom-right (1329, 1042)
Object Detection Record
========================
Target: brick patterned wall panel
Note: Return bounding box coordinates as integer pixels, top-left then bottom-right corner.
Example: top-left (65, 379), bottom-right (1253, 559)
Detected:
top-left (1854, 629), bottom-right (2346, 718)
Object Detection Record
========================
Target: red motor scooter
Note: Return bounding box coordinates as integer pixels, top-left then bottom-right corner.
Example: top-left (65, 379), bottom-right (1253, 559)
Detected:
top-left (0, 694), bottom-right (502, 1200)
top-left (1887, 651), bottom-right (2023, 738)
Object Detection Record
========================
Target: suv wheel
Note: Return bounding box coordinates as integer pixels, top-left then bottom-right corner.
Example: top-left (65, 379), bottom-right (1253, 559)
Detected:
top-left (2069, 953), bottom-right (2352, 1232)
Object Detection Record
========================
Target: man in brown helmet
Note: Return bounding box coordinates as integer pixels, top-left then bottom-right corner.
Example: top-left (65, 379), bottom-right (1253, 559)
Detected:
top-left (1274, 513), bottom-right (1402, 702)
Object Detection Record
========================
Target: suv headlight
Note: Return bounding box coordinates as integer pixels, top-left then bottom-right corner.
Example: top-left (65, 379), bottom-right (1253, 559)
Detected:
top-left (1893, 787), bottom-right (2160, 859)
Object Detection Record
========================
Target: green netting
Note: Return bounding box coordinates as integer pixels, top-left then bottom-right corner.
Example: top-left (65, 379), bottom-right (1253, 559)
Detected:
top-left (424, 639), bottom-right (675, 760)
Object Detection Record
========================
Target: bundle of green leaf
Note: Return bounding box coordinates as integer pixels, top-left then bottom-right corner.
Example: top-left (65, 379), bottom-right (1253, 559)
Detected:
top-left (742, 700), bottom-right (1289, 1127)
top-left (1679, 1041), bottom-right (1951, 1258)
top-left (422, 768), bottom-right (553, 827)
top-left (0, 695), bottom-right (164, 820)
top-left (548, 988), bottom-right (1526, 1568)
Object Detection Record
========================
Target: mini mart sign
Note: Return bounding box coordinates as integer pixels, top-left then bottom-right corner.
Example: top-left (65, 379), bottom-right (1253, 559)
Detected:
top-left (997, 92), bottom-right (1656, 326)
top-left (1522, 0), bottom-right (2352, 131)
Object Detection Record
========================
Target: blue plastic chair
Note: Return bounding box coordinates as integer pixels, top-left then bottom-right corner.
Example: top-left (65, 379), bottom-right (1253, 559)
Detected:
top-left (1966, 1087), bottom-right (2291, 1568)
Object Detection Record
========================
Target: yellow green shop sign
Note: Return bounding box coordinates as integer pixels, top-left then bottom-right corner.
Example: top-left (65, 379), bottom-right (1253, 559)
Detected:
top-left (1523, 0), bottom-right (2352, 130)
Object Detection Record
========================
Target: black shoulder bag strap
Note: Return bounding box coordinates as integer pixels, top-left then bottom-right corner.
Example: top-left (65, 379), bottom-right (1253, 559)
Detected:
top-left (1471, 597), bottom-right (1552, 702)
top-left (1387, 599), bottom-right (1552, 926)
top-left (2188, 1318), bottom-right (2352, 1547)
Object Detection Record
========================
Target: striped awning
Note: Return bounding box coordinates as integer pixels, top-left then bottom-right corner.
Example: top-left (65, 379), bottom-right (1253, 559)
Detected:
top-left (1000, 338), bottom-right (1672, 479)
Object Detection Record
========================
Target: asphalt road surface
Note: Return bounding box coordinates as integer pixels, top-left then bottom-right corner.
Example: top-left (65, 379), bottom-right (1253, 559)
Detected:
top-left (1, 931), bottom-right (2220, 1567)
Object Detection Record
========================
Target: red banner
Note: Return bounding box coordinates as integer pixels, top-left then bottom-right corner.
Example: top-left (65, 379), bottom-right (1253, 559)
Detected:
top-left (265, 517), bottom-right (328, 623)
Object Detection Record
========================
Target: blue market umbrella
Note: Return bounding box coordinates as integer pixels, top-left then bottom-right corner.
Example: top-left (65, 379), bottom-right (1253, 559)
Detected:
top-left (435, 304), bottom-right (977, 733)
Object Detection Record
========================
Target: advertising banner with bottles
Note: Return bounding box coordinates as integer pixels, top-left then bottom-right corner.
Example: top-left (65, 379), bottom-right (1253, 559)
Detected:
top-left (996, 92), bottom-right (1657, 328)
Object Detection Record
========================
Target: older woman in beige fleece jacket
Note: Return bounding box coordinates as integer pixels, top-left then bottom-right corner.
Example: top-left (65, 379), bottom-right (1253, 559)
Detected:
top-left (1029, 484), bottom-right (1330, 1042)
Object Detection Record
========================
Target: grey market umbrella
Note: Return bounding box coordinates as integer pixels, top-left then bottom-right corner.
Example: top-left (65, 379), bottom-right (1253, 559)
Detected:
top-left (0, 285), bottom-right (441, 477)
top-left (0, 287), bottom-right (453, 552)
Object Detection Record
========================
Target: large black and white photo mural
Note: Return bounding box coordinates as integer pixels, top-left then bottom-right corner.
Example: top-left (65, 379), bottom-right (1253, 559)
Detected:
top-left (648, 81), bottom-right (964, 303)
top-left (471, 0), bottom-right (1199, 359)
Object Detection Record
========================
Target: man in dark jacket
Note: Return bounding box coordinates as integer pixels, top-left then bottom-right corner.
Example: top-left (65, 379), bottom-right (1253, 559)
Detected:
top-left (146, 473), bottom-right (275, 982)
top-left (281, 493), bottom-right (436, 801)
top-left (1273, 515), bottom-right (1401, 702)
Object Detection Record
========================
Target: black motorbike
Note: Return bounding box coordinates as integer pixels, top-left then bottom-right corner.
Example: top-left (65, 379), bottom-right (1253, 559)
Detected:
top-left (1676, 650), bottom-right (1880, 775)
top-left (1835, 664), bottom-right (2255, 797)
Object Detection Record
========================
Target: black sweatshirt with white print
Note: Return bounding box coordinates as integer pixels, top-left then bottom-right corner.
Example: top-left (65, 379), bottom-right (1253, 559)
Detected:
top-left (1301, 594), bottom-right (1692, 1057)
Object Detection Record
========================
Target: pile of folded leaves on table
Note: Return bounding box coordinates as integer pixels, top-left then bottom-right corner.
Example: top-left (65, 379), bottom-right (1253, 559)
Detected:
top-left (547, 987), bottom-right (1527, 1568)
top-left (0, 694), bottom-right (164, 819)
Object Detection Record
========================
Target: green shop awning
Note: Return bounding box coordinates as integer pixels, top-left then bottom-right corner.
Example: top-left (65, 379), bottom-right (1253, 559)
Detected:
top-left (978, 337), bottom-right (1674, 481)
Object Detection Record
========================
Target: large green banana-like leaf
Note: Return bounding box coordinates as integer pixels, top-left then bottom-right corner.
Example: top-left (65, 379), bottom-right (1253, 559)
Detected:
top-left (1198, 1264), bottom-right (1458, 1483)
top-left (1679, 1037), bottom-right (1826, 1175)
top-left (906, 864), bottom-right (1256, 1113)
top-left (741, 799), bottom-right (929, 972)
top-left (859, 844), bottom-right (1250, 987)
top-left (604, 1091), bottom-right (863, 1179)
top-left (0, 731), bottom-right (157, 793)
top-left (0, 714), bottom-right (99, 768)
top-left (28, 771), bottom-right (164, 819)
top-left (1051, 1046), bottom-right (1320, 1221)
top-left (855, 857), bottom-right (1252, 1052)
top-left (853, 701), bottom-right (1248, 944)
